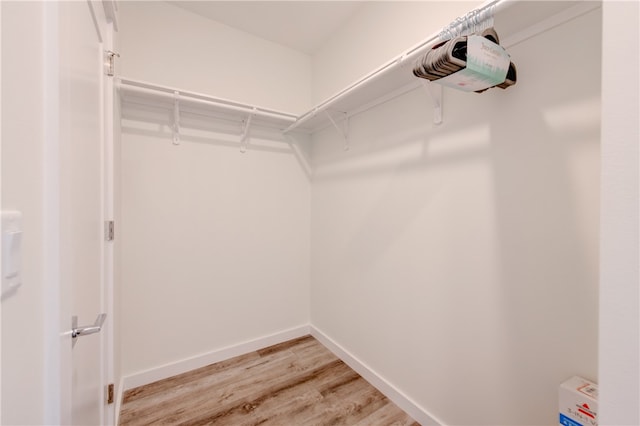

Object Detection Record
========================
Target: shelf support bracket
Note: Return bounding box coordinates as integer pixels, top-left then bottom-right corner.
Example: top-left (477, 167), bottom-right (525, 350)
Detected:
top-left (173, 91), bottom-right (181, 145)
top-left (325, 110), bottom-right (350, 151)
top-left (421, 80), bottom-right (443, 125)
top-left (283, 133), bottom-right (313, 180)
top-left (240, 108), bottom-right (256, 153)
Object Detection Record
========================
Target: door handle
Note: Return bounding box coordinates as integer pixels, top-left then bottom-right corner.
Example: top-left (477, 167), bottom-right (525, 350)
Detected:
top-left (72, 313), bottom-right (106, 339)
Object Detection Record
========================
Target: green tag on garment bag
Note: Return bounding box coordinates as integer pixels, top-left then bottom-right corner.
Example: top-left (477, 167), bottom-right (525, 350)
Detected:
top-left (437, 35), bottom-right (510, 92)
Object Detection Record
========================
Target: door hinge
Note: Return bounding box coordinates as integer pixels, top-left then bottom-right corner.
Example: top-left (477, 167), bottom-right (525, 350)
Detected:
top-left (105, 50), bottom-right (120, 77)
top-left (107, 383), bottom-right (115, 404)
top-left (106, 220), bottom-right (115, 241)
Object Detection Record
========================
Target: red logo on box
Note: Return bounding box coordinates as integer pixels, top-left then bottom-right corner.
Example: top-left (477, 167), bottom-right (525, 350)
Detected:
top-left (577, 403), bottom-right (596, 419)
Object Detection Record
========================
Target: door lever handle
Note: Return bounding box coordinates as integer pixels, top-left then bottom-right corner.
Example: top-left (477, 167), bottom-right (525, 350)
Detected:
top-left (72, 313), bottom-right (106, 339)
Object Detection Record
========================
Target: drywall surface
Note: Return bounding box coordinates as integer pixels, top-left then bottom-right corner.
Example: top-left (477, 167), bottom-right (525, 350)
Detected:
top-left (310, 9), bottom-right (601, 426)
top-left (1, 2), bottom-right (46, 423)
top-left (119, 0), bottom-right (312, 382)
top-left (311, 1), bottom-right (479, 104)
top-left (119, 2), bottom-right (311, 115)
top-left (599, 2), bottom-right (640, 425)
top-left (120, 115), bottom-right (311, 377)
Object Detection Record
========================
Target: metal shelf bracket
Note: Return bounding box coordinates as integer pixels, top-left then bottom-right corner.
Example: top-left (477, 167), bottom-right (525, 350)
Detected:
top-left (421, 80), bottom-right (443, 125)
top-left (173, 91), bottom-right (181, 145)
top-left (325, 110), bottom-right (350, 151)
top-left (240, 107), bottom-right (257, 153)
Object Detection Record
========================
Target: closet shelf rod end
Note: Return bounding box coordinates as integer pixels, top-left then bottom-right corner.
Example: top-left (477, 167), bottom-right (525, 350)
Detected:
top-left (240, 108), bottom-right (256, 153)
top-left (421, 80), bottom-right (443, 125)
top-left (173, 91), bottom-right (181, 144)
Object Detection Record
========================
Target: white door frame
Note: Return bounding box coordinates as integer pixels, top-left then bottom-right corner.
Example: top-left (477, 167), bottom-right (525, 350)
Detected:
top-left (103, 17), bottom-right (117, 426)
top-left (39, 1), bottom-right (114, 424)
top-left (42, 1), bottom-right (63, 421)
top-left (84, 2), bottom-right (116, 424)
top-left (0, 2), bottom-right (3, 419)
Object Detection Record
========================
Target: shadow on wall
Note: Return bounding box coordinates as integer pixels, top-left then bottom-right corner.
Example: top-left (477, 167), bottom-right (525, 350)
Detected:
top-left (119, 96), bottom-right (313, 180)
top-left (487, 16), bottom-right (600, 421)
top-left (309, 9), bottom-right (600, 425)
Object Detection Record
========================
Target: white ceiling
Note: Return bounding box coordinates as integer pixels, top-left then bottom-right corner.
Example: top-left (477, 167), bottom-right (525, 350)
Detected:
top-left (167, 1), bottom-right (365, 55)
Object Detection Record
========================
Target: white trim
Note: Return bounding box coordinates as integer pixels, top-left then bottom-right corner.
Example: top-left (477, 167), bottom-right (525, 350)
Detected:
top-left (599, 2), bottom-right (640, 424)
top-left (97, 36), bottom-right (107, 426)
top-left (0, 1), bottom-right (3, 419)
top-left (103, 20), bottom-right (116, 426)
top-left (114, 378), bottom-right (125, 426)
top-left (121, 325), bottom-right (310, 390)
top-left (102, 0), bottom-right (119, 32)
top-left (310, 325), bottom-right (444, 426)
top-left (42, 2), bottom-right (63, 423)
top-left (85, 0), bottom-right (103, 43)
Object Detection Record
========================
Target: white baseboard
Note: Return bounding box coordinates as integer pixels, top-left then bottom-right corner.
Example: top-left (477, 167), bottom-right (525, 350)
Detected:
top-left (121, 324), bottom-right (310, 391)
top-left (310, 325), bottom-right (443, 426)
top-left (114, 379), bottom-right (125, 426)
top-left (118, 323), bottom-right (442, 426)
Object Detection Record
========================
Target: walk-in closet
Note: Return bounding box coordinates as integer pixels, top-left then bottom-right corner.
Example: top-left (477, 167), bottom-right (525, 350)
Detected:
top-left (1, 1), bottom-right (638, 425)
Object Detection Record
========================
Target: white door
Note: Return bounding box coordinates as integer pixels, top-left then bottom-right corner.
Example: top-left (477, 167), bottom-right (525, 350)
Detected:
top-left (57, 1), bottom-right (111, 424)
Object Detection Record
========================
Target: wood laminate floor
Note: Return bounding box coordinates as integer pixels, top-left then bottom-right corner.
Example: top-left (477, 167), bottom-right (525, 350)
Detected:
top-left (119, 335), bottom-right (419, 426)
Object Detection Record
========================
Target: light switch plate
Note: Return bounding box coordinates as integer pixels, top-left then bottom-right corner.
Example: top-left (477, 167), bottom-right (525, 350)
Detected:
top-left (2, 210), bottom-right (23, 297)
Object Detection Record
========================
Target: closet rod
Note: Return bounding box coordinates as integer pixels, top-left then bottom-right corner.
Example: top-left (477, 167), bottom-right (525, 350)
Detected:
top-left (282, 0), bottom-right (511, 134)
top-left (118, 78), bottom-right (298, 123)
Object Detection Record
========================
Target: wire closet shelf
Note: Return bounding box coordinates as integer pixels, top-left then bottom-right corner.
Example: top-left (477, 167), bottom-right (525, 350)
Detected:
top-left (117, 0), bottom-right (601, 136)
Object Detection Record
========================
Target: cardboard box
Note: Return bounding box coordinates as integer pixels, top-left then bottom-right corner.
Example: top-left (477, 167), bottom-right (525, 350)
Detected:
top-left (559, 376), bottom-right (598, 426)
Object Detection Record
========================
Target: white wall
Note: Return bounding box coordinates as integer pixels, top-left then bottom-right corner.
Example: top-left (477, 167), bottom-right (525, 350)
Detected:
top-left (119, 119), bottom-right (311, 377)
top-left (118, 2), bottom-right (311, 378)
top-left (599, 2), bottom-right (639, 425)
top-left (118, 2), bottom-right (639, 424)
top-left (311, 1), bottom-right (479, 104)
top-left (1, 2), bottom-right (46, 424)
top-left (310, 8), bottom-right (601, 426)
top-left (119, 1), bottom-right (311, 115)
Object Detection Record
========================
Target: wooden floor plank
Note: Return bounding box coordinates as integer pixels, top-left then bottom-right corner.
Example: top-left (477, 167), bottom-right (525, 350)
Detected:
top-left (120, 336), bottom-right (418, 426)
top-left (120, 342), bottom-right (337, 424)
top-left (175, 355), bottom-right (346, 425)
top-left (356, 406), bottom-right (421, 426)
top-left (123, 351), bottom-right (303, 424)
top-left (256, 335), bottom-right (316, 357)
top-left (122, 351), bottom-right (261, 404)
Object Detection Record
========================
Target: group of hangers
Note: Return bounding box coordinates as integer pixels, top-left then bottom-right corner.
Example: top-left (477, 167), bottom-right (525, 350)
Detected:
top-left (413, 28), bottom-right (517, 93)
